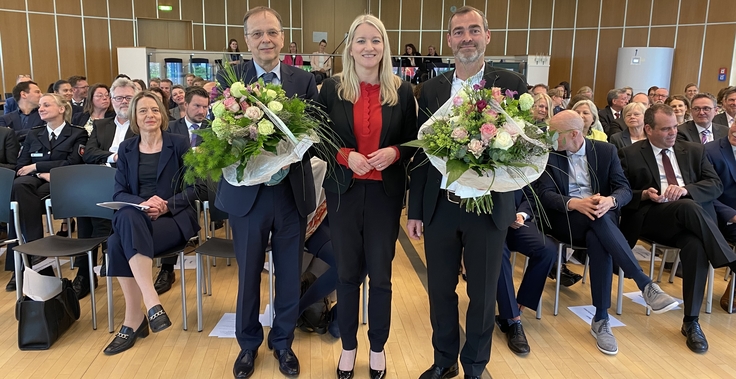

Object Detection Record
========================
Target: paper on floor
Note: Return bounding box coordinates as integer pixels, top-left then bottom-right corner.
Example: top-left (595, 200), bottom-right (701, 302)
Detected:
top-left (568, 305), bottom-right (625, 327)
top-left (208, 305), bottom-right (273, 338)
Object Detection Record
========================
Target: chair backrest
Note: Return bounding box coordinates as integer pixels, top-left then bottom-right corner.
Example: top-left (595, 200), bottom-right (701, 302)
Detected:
top-left (49, 165), bottom-right (117, 220)
top-left (0, 167), bottom-right (15, 223)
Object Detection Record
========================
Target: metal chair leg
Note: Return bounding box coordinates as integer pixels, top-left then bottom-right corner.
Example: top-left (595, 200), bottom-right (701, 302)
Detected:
top-left (649, 243), bottom-right (656, 279)
top-left (616, 267), bottom-right (624, 315)
top-left (729, 272), bottom-right (735, 314)
top-left (726, 267), bottom-right (732, 281)
top-left (536, 296), bottom-right (542, 319)
top-left (197, 253), bottom-right (203, 332)
top-left (106, 253), bottom-right (114, 333)
top-left (706, 264), bottom-right (714, 314)
top-left (55, 257), bottom-right (62, 278)
top-left (88, 251), bottom-right (97, 330)
top-left (14, 251), bottom-right (23, 301)
top-left (554, 243), bottom-right (562, 316)
top-left (207, 256), bottom-right (213, 296)
top-left (657, 247), bottom-right (668, 283)
top-left (268, 250), bottom-right (274, 326)
top-left (669, 253), bottom-right (681, 283)
top-left (362, 276), bottom-right (369, 324)
top-left (582, 255), bottom-right (590, 284)
top-left (180, 251), bottom-right (188, 330)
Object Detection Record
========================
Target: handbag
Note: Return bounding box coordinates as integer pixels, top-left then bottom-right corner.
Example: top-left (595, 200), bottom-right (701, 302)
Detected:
top-left (15, 278), bottom-right (81, 350)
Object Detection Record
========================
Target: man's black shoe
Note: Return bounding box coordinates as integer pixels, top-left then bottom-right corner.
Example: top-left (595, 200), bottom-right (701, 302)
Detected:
top-left (549, 264), bottom-right (582, 287)
top-left (214, 220), bottom-right (224, 230)
top-left (418, 364), bottom-right (459, 379)
top-left (72, 273), bottom-right (98, 299)
top-left (154, 269), bottom-right (175, 295)
top-left (233, 349), bottom-right (257, 378)
top-left (273, 348), bottom-right (300, 376)
top-left (681, 320), bottom-right (708, 353)
top-left (505, 321), bottom-right (530, 356)
top-left (5, 273), bottom-right (15, 292)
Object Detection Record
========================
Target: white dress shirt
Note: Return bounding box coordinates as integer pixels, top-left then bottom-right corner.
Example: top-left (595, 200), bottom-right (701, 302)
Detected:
top-left (567, 139), bottom-right (593, 199)
top-left (450, 66), bottom-right (485, 101)
top-left (108, 117), bottom-right (130, 163)
top-left (650, 142), bottom-right (685, 190)
top-left (253, 61), bottom-right (282, 84)
top-left (47, 122), bottom-right (66, 140)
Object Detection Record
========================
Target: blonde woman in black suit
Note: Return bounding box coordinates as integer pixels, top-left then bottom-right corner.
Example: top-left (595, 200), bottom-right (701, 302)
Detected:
top-left (317, 14), bottom-right (417, 379)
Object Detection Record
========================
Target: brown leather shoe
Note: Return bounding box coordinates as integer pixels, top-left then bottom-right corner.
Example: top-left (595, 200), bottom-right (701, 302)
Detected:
top-left (720, 281), bottom-right (736, 313)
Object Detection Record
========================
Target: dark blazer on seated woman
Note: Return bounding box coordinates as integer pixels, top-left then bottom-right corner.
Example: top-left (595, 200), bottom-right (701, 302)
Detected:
top-left (113, 131), bottom-right (199, 244)
top-left (317, 76), bottom-right (418, 196)
top-left (608, 128), bottom-right (633, 150)
top-left (72, 110), bottom-right (116, 129)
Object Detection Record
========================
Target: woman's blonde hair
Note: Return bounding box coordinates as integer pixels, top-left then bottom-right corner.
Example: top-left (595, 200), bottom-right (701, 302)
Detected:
top-left (42, 93), bottom-right (73, 124)
top-left (336, 14), bottom-right (401, 106)
top-left (533, 93), bottom-right (553, 122)
top-left (128, 91), bottom-right (169, 135)
top-left (571, 99), bottom-right (604, 134)
top-left (622, 101), bottom-right (647, 119)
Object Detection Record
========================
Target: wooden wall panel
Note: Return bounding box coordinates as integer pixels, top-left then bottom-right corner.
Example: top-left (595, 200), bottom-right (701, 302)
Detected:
top-left (57, 0), bottom-right (81, 15)
top-left (204, 0), bottom-right (225, 25)
top-left (571, 29), bottom-right (597, 90)
top-left (487, 30), bottom-right (505, 56)
top-left (530, 0), bottom-right (553, 29)
top-left (333, 0), bottom-right (363, 69)
top-left (386, 31), bottom-right (398, 56)
top-left (648, 27), bottom-right (675, 48)
top-left (402, 0), bottom-right (421, 30)
top-left (600, 0), bottom-right (626, 28)
top-left (193, 24), bottom-right (204, 50)
top-left (576, 0), bottom-right (600, 29)
top-left (553, 0), bottom-right (577, 28)
top-left (83, 0), bottom-right (108, 17)
top-left (421, 0), bottom-right (443, 30)
top-left (400, 32), bottom-right (421, 55)
top-left (381, 0), bottom-right (400, 30)
top-left (57, 16), bottom-right (86, 79)
top-left (0, 12), bottom-right (31, 91)
top-left (708, 0), bottom-right (734, 23)
top-left (224, 0), bottom-right (244, 25)
top-left (133, 0), bottom-right (157, 19)
top-left (157, 2), bottom-right (181, 20)
top-left (27, 0), bottom-right (53, 13)
top-left (110, 20), bottom-right (135, 78)
top-left (529, 30), bottom-right (551, 56)
top-left (594, 28), bottom-right (623, 105)
top-left (227, 27), bottom-right (244, 51)
top-left (679, 0), bottom-right (708, 24)
top-left (699, 24), bottom-right (736, 94)
top-left (549, 30), bottom-right (573, 87)
top-left (508, 0), bottom-right (530, 29)
top-left (109, 0), bottom-right (133, 19)
top-left (182, 0), bottom-right (204, 23)
top-left (0, 0), bottom-right (24, 11)
top-left (671, 25), bottom-right (704, 97)
top-left (623, 28), bottom-right (648, 47)
top-left (486, 0), bottom-right (508, 30)
top-left (271, 1), bottom-right (292, 29)
top-left (28, 14), bottom-right (58, 90)
top-left (506, 31), bottom-right (528, 56)
top-left (421, 32), bottom-right (444, 56)
top-left (205, 25), bottom-right (226, 52)
top-left (84, 18), bottom-right (112, 85)
top-left (465, 0), bottom-right (487, 14)
top-left (651, 0), bottom-right (678, 25)
top-left (292, 1), bottom-right (302, 28)
top-left (625, 0), bottom-right (651, 27)
top-left (302, 0), bottom-right (336, 57)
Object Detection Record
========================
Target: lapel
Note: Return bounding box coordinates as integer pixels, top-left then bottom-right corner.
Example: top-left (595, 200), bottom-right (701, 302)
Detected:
top-left (51, 124), bottom-right (71, 149)
top-left (622, 128), bottom-right (632, 145)
top-left (379, 103), bottom-right (394, 147)
top-left (673, 142), bottom-right (691, 184)
top-left (340, 100), bottom-right (358, 146)
top-left (686, 121), bottom-right (699, 142)
top-left (719, 137), bottom-right (736, 182)
top-left (435, 71), bottom-right (453, 107)
top-left (125, 136), bottom-right (141, 194)
top-left (37, 126), bottom-right (51, 151)
top-left (157, 132), bottom-right (174, 181)
top-left (279, 64), bottom-right (295, 96)
top-left (550, 152), bottom-right (569, 195)
top-left (101, 118), bottom-right (117, 147)
top-left (639, 141), bottom-right (661, 191)
top-left (241, 61), bottom-right (258, 85)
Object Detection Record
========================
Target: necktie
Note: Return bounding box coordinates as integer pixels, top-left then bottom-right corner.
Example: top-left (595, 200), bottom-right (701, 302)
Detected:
top-left (614, 111), bottom-right (620, 119)
top-left (190, 124), bottom-right (200, 147)
top-left (661, 149), bottom-right (678, 186)
top-left (700, 129), bottom-right (710, 144)
top-left (261, 72), bottom-right (276, 84)
top-left (49, 132), bottom-right (57, 152)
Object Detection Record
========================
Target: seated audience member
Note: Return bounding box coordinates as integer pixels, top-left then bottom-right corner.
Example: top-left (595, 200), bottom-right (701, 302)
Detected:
top-left (54, 80), bottom-right (83, 116)
top-left (653, 88), bottom-right (669, 104)
top-left (132, 79), bottom-right (147, 91)
top-left (537, 110), bottom-right (679, 355)
top-left (159, 79), bottom-right (176, 109)
top-left (622, 86), bottom-right (633, 103)
top-left (599, 89), bottom-right (627, 136)
top-left (401, 43), bottom-right (422, 68)
top-left (676, 93), bottom-right (727, 144)
top-left (556, 81), bottom-right (571, 108)
top-left (549, 87), bottom-right (565, 115)
top-left (4, 93), bottom-right (88, 291)
top-left (312, 39), bottom-right (331, 83)
top-left (102, 91), bottom-right (199, 355)
top-left (684, 83), bottom-right (699, 102)
top-left (665, 95), bottom-right (691, 124)
top-left (576, 86), bottom-right (593, 99)
top-left (530, 84), bottom-right (548, 96)
top-left (4, 75), bottom-right (33, 115)
top-left (571, 99), bottom-right (608, 141)
top-left (631, 92), bottom-right (651, 108)
top-left (714, 86), bottom-right (735, 127)
top-left (618, 104), bottom-right (736, 353)
top-left (0, 125), bottom-right (20, 170)
top-left (184, 73), bottom-right (195, 88)
top-left (704, 122), bottom-right (736, 312)
top-left (149, 78), bottom-right (161, 89)
top-left (0, 81), bottom-right (43, 142)
top-left (283, 42), bottom-right (304, 66)
top-left (715, 86), bottom-right (731, 114)
top-left (169, 85), bottom-right (186, 120)
top-left (495, 188), bottom-right (556, 356)
top-left (72, 83), bottom-right (116, 134)
top-left (69, 75), bottom-right (89, 108)
top-left (83, 78), bottom-right (138, 167)
top-left (227, 38), bottom-right (242, 65)
top-left (532, 93), bottom-right (552, 126)
top-left (610, 102), bottom-right (647, 150)
top-left (648, 86), bottom-right (659, 104)
top-left (192, 77), bottom-right (206, 88)
top-left (424, 45), bottom-right (441, 64)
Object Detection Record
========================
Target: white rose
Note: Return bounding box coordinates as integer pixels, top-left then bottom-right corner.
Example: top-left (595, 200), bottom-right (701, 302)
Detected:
top-left (257, 119), bottom-right (275, 135)
top-left (267, 101), bottom-right (283, 112)
top-left (244, 106), bottom-right (264, 121)
top-left (518, 93), bottom-right (535, 111)
top-left (265, 89), bottom-right (278, 100)
top-left (229, 82), bottom-right (247, 98)
top-left (492, 130), bottom-right (514, 150)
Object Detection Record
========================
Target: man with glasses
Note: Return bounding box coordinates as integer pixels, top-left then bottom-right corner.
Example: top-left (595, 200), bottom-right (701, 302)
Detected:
top-left (68, 75), bottom-right (89, 108)
top-left (653, 87), bottom-right (669, 105)
top-left (714, 86), bottom-right (736, 129)
top-left (216, 6), bottom-right (317, 379)
top-left (677, 93), bottom-right (728, 144)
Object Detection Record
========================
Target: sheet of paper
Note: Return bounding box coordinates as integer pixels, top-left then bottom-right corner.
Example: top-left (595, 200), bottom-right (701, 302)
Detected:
top-left (568, 305), bottom-right (625, 327)
top-left (173, 256), bottom-right (197, 270)
top-left (97, 201), bottom-right (150, 211)
top-left (624, 291), bottom-right (682, 310)
top-left (632, 245), bottom-right (661, 262)
top-left (208, 306), bottom-right (273, 338)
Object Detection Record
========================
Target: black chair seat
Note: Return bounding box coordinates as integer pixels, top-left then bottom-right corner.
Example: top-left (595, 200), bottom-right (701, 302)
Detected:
top-left (194, 238), bottom-right (235, 258)
top-left (14, 236), bottom-right (108, 258)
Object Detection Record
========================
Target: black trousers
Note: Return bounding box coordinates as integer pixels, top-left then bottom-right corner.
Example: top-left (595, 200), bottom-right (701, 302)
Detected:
top-left (326, 181), bottom-right (403, 352)
top-left (424, 197), bottom-right (506, 377)
top-left (639, 199), bottom-right (736, 316)
top-left (5, 176), bottom-right (50, 271)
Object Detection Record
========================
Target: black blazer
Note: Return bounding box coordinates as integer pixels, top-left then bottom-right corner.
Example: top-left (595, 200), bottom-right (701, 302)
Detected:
top-left (0, 109), bottom-right (44, 142)
top-left (72, 110), bottom-right (116, 128)
top-left (609, 128), bottom-right (634, 150)
top-left (598, 106), bottom-right (618, 136)
top-left (16, 123), bottom-right (88, 173)
top-left (676, 120), bottom-right (728, 143)
top-left (618, 140), bottom-right (723, 246)
top-left (408, 63), bottom-right (528, 228)
top-left (167, 118), bottom-right (210, 147)
top-left (114, 132), bottom-right (199, 239)
top-left (704, 137), bottom-right (736, 226)
top-left (215, 61), bottom-right (318, 218)
top-left (317, 77), bottom-right (417, 196)
top-left (0, 126), bottom-right (19, 170)
top-left (83, 117), bottom-right (136, 165)
top-left (713, 112), bottom-right (731, 128)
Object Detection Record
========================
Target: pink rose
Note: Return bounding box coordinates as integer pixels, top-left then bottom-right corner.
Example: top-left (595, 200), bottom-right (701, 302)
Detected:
top-left (452, 96), bottom-right (464, 107)
top-left (467, 139), bottom-right (486, 158)
top-left (485, 108), bottom-right (498, 118)
top-left (450, 127), bottom-right (469, 141)
top-left (503, 122), bottom-right (519, 137)
top-left (491, 87), bottom-right (504, 104)
top-left (480, 123), bottom-right (498, 141)
top-left (223, 88), bottom-right (232, 98)
top-left (240, 100), bottom-right (250, 111)
top-left (222, 97), bottom-right (240, 112)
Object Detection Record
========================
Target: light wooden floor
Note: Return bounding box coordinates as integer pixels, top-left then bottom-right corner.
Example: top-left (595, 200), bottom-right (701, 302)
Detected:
top-left (1, 213), bottom-right (736, 378)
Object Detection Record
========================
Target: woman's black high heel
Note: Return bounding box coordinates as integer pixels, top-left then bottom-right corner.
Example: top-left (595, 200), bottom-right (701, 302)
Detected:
top-left (147, 304), bottom-right (172, 332)
top-left (336, 349), bottom-right (357, 379)
top-left (369, 350), bottom-right (387, 379)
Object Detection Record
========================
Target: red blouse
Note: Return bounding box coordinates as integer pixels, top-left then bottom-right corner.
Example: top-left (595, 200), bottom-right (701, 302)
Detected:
top-left (336, 82), bottom-right (399, 181)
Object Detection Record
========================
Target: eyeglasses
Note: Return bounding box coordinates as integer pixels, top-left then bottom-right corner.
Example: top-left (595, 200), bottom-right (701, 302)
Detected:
top-left (692, 106), bottom-right (713, 113)
top-left (74, 85), bottom-right (89, 90)
top-left (245, 29), bottom-right (283, 40)
top-left (112, 95), bottom-right (134, 103)
top-left (94, 94), bottom-right (110, 99)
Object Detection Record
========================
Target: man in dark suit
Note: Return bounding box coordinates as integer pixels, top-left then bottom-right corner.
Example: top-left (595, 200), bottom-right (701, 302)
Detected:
top-left (713, 86), bottom-right (735, 128)
top-left (704, 123), bottom-right (736, 312)
top-left (494, 188), bottom-right (556, 356)
top-left (676, 93), bottom-right (728, 144)
top-left (537, 110), bottom-right (678, 356)
top-left (216, 7), bottom-right (317, 379)
top-left (154, 86), bottom-right (210, 294)
top-left (0, 81), bottom-right (43, 142)
top-left (599, 88), bottom-right (627, 136)
top-left (619, 104), bottom-right (736, 353)
top-left (407, 6), bottom-right (528, 379)
top-left (0, 126), bottom-right (19, 170)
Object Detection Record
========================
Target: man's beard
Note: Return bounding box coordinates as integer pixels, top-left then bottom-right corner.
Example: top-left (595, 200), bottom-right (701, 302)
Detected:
top-left (455, 44), bottom-right (485, 65)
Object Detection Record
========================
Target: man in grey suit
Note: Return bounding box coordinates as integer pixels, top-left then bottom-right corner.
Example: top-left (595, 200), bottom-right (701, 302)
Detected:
top-left (677, 93), bottom-right (728, 144)
top-left (713, 87), bottom-right (735, 128)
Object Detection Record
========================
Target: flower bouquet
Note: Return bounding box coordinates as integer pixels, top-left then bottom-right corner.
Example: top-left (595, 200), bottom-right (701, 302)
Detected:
top-left (405, 82), bottom-right (556, 214)
top-left (184, 72), bottom-right (333, 186)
